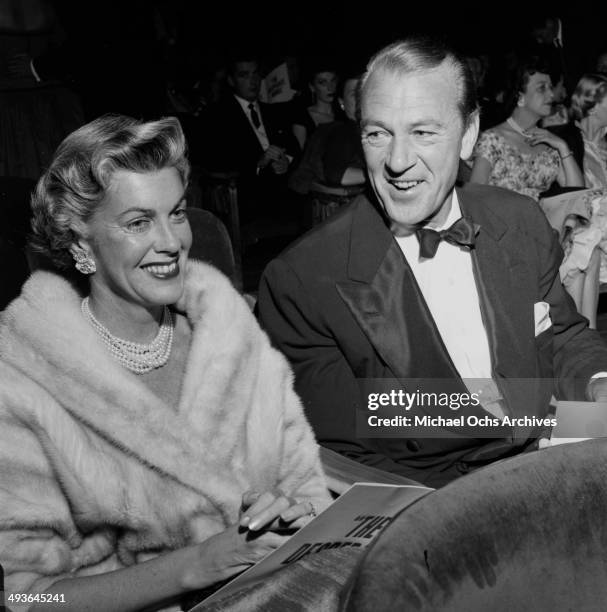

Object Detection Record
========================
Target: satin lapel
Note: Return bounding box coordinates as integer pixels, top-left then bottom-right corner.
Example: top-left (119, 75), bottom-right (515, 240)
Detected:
top-left (458, 187), bottom-right (536, 380)
top-left (336, 196), bottom-right (460, 381)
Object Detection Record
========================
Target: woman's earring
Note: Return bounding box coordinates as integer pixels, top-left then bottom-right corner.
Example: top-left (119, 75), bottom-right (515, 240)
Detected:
top-left (517, 97), bottom-right (525, 108)
top-left (73, 250), bottom-right (96, 274)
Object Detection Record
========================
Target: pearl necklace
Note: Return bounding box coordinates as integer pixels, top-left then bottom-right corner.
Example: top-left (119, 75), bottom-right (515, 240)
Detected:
top-left (81, 297), bottom-right (174, 374)
top-left (506, 116), bottom-right (532, 136)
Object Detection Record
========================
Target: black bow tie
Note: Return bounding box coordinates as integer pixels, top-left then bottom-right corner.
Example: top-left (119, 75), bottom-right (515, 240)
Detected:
top-left (416, 216), bottom-right (480, 259)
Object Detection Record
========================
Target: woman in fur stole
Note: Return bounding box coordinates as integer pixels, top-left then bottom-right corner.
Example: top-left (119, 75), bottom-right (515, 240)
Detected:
top-left (0, 115), bottom-right (331, 611)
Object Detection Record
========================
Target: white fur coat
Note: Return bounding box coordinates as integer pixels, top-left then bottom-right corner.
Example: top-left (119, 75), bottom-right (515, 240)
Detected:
top-left (0, 261), bottom-right (330, 602)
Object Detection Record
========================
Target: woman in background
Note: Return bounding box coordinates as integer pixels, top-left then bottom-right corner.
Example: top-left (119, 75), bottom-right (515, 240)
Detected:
top-left (288, 75), bottom-right (366, 226)
top-left (571, 74), bottom-right (607, 189)
top-left (291, 61), bottom-right (341, 150)
top-left (0, 115), bottom-right (330, 611)
top-left (570, 73), bottom-right (607, 285)
top-left (470, 56), bottom-right (584, 199)
top-left (470, 56), bottom-right (600, 328)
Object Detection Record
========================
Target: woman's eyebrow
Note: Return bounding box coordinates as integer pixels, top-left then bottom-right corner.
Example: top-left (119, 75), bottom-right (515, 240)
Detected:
top-left (118, 192), bottom-right (187, 218)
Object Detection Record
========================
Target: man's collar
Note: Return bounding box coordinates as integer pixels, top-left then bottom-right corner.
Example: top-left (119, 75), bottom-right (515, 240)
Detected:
top-left (426, 191), bottom-right (460, 232)
top-left (233, 94), bottom-right (258, 110)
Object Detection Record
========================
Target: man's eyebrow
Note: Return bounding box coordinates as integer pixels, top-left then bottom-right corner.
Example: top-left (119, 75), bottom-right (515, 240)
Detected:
top-left (410, 119), bottom-right (446, 129)
top-left (361, 118), bottom-right (446, 130)
top-left (361, 119), bottom-right (390, 130)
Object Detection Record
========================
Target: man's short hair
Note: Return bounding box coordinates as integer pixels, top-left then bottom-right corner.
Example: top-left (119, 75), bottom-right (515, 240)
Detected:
top-left (359, 36), bottom-right (478, 125)
top-left (226, 49), bottom-right (260, 77)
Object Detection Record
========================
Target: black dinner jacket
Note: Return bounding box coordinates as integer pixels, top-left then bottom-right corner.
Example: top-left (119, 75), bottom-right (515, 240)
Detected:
top-left (202, 94), bottom-right (297, 177)
top-left (257, 183), bottom-right (607, 487)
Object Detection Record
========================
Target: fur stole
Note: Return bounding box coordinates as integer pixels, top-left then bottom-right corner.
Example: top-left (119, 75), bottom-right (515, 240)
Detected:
top-left (0, 261), bottom-right (329, 596)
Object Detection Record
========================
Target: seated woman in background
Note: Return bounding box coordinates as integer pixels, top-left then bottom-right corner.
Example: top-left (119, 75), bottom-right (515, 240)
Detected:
top-left (571, 74), bottom-right (607, 189)
top-left (470, 56), bottom-right (601, 328)
top-left (291, 61), bottom-right (341, 150)
top-left (289, 75), bottom-right (365, 191)
top-left (0, 115), bottom-right (331, 611)
top-left (288, 75), bottom-right (366, 225)
top-left (570, 73), bottom-right (607, 285)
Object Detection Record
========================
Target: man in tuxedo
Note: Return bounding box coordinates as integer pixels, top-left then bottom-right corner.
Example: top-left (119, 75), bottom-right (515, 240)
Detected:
top-left (202, 53), bottom-right (298, 224)
top-left (257, 37), bottom-right (607, 487)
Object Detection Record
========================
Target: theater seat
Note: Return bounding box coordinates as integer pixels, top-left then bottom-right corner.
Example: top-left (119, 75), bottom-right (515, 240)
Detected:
top-left (186, 207), bottom-right (238, 286)
top-left (346, 439), bottom-right (607, 611)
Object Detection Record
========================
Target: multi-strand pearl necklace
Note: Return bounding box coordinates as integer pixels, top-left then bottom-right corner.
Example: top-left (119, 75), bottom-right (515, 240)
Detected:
top-left (81, 297), bottom-right (174, 374)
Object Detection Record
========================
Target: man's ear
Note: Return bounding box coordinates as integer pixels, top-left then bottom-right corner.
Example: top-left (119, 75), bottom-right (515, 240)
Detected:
top-left (460, 110), bottom-right (480, 160)
top-left (227, 74), bottom-right (234, 89)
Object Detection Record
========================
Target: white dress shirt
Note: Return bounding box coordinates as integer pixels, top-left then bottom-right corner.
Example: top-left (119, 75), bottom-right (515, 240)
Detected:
top-left (233, 94), bottom-right (270, 151)
top-left (395, 191), bottom-right (504, 416)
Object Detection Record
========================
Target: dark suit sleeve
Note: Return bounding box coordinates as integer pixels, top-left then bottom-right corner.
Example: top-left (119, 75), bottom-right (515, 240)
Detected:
top-left (528, 200), bottom-right (607, 398)
top-left (257, 258), bottom-right (423, 478)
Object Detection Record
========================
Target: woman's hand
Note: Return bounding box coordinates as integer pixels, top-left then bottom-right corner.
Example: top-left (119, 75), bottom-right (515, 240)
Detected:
top-left (525, 127), bottom-right (570, 157)
top-left (183, 489), bottom-right (318, 590)
top-left (240, 490), bottom-right (317, 532)
top-left (185, 523), bottom-right (288, 589)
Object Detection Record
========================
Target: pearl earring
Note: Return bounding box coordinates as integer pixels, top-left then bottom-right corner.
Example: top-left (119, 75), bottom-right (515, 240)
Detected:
top-left (73, 250), bottom-right (96, 275)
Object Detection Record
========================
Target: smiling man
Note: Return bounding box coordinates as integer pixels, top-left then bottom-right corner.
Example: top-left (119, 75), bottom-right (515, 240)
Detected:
top-left (257, 37), bottom-right (607, 487)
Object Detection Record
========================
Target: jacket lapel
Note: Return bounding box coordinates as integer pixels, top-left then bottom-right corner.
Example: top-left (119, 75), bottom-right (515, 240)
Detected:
top-left (458, 186), bottom-right (536, 382)
top-left (336, 195), bottom-right (461, 382)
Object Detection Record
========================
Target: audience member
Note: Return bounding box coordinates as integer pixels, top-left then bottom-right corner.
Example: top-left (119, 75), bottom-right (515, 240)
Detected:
top-left (289, 74), bottom-right (365, 195)
top-left (0, 0), bottom-right (83, 179)
top-left (0, 115), bottom-right (330, 610)
top-left (541, 72), bottom-right (569, 127)
top-left (470, 56), bottom-right (600, 326)
top-left (291, 60), bottom-right (342, 150)
top-left (202, 51), bottom-right (300, 226)
top-left (257, 36), bottom-right (607, 488)
top-left (571, 74), bottom-right (607, 189)
top-left (525, 16), bottom-right (571, 87)
top-left (288, 74), bottom-right (366, 226)
top-left (570, 73), bottom-right (607, 284)
top-left (595, 51), bottom-right (607, 75)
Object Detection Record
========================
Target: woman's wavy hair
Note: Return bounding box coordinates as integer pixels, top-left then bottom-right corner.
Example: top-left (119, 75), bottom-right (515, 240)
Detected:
top-left (570, 74), bottom-right (607, 122)
top-left (30, 115), bottom-right (190, 269)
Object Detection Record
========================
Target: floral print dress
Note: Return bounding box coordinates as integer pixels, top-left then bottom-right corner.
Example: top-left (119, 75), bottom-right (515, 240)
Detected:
top-left (473, 129), bottom-right (602, 287)
top-left (474, 130), bottom-right (560, 201)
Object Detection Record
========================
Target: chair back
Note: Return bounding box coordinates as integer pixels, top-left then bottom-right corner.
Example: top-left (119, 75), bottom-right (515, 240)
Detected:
top-left (309, 182), bottom-right (364, 226)
top-left (186, 207), bottom-right (239, 286)
top-left (346, 439), bottom-right (607, 611)
top-left (198, 169), bottom-right (242, 281)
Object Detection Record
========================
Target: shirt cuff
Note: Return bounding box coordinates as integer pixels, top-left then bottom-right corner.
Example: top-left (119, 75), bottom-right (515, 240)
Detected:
top-left (30, 59), bottom-right (41, 82)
